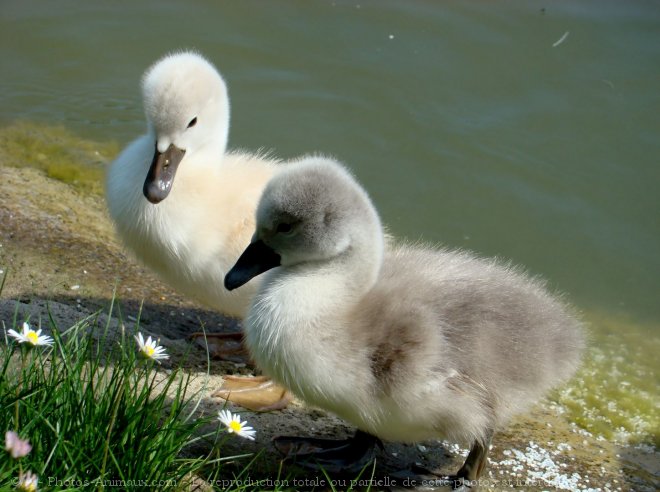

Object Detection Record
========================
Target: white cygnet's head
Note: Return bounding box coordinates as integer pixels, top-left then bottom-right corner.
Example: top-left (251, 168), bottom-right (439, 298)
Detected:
top-left (225, 156), bottom-right (383, 291)
top-left (141, 51), bottom-right (230, 203)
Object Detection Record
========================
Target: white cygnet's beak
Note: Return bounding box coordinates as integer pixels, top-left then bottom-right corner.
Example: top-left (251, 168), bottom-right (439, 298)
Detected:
top-left (143, 143), bottom-right (186, 204)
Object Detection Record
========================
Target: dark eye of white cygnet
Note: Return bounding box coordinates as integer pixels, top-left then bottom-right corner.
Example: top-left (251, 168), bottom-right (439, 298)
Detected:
top-left (276, 222), bottom-right (293, 234)
top-left (187, 117), bottom-right (197, 128)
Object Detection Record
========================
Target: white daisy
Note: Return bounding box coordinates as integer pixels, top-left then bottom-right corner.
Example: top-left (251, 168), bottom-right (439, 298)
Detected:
top-left (5, 431), bottom-right (32, 459)
top-left (7, 322), bottom-right (53, 347)
top-left (218, 409), bottom-right (256, 440)
top-left (17, 470), bottom-right (38, 492)
top-left (134, 332), bottom-right (169, 362)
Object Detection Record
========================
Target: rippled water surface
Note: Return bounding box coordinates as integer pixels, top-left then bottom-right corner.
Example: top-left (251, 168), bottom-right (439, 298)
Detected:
top-left (1, 0), bottom-right (658, 444)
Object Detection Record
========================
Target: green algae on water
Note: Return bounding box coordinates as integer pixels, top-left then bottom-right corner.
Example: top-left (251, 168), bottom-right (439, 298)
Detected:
top-left (0, 121), bottom-right (119, 196)
top-left (551, 312), bottom-right (660, 448)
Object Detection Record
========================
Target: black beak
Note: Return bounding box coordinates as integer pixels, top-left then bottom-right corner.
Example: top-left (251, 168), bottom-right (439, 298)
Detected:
top-left (225, 240), bottom-right (281, 291)
top-left (143, 143), bottom-right (186, 204)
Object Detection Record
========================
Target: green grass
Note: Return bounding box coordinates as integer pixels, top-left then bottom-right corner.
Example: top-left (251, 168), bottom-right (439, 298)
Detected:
top-left (0, 290), bottom-right (254, 491)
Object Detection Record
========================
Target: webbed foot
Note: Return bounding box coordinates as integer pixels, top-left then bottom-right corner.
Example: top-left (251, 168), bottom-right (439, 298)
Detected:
top-left (273, 430), bottom-right (381, 474)
top-left (213, 375), bottom-right (291, 411)
top-left (189, 331), bottom-right (247, 362)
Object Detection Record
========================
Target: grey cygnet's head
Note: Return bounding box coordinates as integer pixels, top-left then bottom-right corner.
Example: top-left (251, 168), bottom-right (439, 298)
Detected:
top-left (224, 156), bottom-right (381, 290)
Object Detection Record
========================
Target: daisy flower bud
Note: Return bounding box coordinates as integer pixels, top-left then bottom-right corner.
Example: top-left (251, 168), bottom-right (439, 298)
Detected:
top-left (5, 431), bottom-right (32, 459)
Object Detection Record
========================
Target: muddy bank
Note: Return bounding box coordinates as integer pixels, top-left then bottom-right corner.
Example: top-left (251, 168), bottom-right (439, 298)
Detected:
top-left (0, 127), bottom-right (657, 490)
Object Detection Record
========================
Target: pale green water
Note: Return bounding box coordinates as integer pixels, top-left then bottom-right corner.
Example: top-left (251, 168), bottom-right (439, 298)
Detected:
top-left (1, 1), bottom-right (658, 444)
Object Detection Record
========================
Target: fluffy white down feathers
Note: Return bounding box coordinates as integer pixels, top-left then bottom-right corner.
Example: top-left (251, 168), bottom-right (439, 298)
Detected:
top-left (106, 51), bottom-right (281, 317)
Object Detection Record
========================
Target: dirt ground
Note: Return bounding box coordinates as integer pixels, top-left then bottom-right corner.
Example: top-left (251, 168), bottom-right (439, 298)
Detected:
top-left (1, 164), bottom-right (657, 491)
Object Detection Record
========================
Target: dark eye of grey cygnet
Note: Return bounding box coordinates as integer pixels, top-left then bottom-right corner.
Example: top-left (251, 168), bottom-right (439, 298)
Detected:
top-left (187, 117), bottom-right (197, 128)
top-left (276, 222), bottom-right (293, 234)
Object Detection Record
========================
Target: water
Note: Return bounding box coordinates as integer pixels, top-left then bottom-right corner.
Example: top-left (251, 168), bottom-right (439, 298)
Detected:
top-left (1, 1), bottom-right (658, 444)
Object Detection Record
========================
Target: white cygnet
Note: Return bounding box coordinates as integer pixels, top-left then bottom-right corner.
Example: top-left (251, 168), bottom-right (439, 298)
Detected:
top-left (225, 156), bottom-right (585, 487)
top-left (106, 51), bottom-right (280, 318)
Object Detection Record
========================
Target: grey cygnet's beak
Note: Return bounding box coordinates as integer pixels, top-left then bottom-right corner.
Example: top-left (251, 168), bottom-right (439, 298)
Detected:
top-left (224, 240), bottom-right (281, 291)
